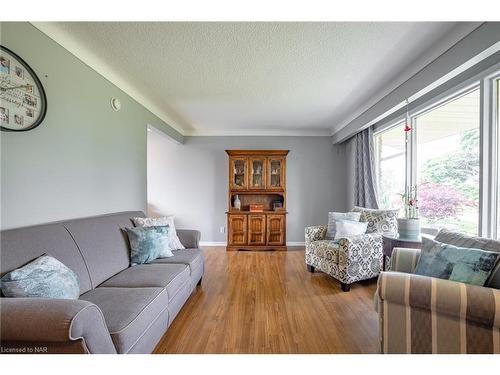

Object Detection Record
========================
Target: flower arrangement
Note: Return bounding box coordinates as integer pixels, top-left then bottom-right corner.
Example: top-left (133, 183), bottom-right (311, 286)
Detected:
top-left (401, 185), bottom-right (419, 219)
top-left (397, 185), bottom-right (421, 238)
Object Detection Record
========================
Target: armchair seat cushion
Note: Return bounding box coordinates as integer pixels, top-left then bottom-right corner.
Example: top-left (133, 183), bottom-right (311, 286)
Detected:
top-left (306, 240), bottom-right (340, 263)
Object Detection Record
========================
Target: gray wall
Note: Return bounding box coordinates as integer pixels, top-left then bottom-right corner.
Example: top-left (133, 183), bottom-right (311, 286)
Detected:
top-left (0, 22), bottom-right (180, 229)
top-left (147, 131), bottom-right (348, 243)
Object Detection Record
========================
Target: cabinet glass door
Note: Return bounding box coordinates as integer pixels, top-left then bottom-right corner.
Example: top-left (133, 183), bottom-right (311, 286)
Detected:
top-left (267, 157), bottom-right (284, 189)
top-left (231, 158), bottom-right (247, 189)
top-left (249, 158), bottom-right (266, 189)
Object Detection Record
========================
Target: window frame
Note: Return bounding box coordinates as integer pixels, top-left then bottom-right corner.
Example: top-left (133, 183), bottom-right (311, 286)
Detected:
top-left (373, 64), bottom-right (500, 239)
top-left (373, 120), bottom-right (406, 209)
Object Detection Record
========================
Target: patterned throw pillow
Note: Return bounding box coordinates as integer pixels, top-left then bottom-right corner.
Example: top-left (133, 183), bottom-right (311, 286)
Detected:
top-left (0, 255), bottom-right (79, 299)
top-left (434, 229), bottom-right (500, 289)
top-left (133, 216), bottom-right (186, 250)
top-left (351, 206), bottom-right (398, 234)
top-left (326, 212), bottom-right (361, 239)
top-left (333, 220), bottom-right (368, 241)
top-left (125, 225), bottom-right (173, 266)
top-left (415, 238), bottom-right (500, 286)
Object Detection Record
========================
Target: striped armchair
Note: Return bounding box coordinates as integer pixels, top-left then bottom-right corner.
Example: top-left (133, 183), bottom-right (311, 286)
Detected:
top-left (305, 225), bottom-right (383, 291)
top-left (376, 247), bottom-right (500, 354)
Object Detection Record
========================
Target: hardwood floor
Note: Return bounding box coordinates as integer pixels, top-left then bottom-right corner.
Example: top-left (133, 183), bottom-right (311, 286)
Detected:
top-left (154, 247), bottom-right (380, 354)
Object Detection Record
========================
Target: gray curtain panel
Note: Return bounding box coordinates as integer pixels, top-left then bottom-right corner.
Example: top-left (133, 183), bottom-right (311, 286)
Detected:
top-left (351, 127), bottom-right (379, 209)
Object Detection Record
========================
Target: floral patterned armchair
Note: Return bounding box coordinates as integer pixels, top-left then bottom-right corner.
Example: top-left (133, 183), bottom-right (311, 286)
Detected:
top-left (304, 207), bottom-right (396, 291)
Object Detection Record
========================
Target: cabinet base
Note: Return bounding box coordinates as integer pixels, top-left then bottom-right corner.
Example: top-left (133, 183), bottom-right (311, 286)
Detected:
top-left (226, 245), bottom-right (287, 252)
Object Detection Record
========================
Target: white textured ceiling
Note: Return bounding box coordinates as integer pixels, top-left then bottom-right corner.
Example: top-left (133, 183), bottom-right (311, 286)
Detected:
top-left (37, 22), bottom-right (477, 136)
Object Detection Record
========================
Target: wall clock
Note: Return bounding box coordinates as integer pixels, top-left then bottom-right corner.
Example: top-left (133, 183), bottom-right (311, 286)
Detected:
top-left (0, 45), bottom-right (47, 132)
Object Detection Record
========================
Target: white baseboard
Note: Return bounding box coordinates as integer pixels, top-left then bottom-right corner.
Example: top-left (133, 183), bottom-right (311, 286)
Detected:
top-left (287, 242), bottom-right (305, 246)
top-left (200, 241), bottom-right (305, 246)
top-left (199, 241), bottom-right (227, 246)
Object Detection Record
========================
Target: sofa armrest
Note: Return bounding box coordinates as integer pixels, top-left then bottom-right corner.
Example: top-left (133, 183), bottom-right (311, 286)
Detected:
top-left (0, 298), bottom-right (116, 354)
top-left (338, 232), bottom-right (383, 266)
top-left (377, 271), bottom-right (500, 329)
top-left (305, 225), bottom-right (327, 244)
top-left (177, 229), bottom-right (201, 248)
top-left (390, 247), bottom-right (421, 273)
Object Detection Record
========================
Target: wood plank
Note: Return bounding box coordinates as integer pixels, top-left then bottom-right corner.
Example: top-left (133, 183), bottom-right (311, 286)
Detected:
top-left (154, 247), bottom-right (380, 354)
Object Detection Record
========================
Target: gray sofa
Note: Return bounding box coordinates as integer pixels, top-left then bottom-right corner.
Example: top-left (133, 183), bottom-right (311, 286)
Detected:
top-left (0, 211), bottom-right (204, 354)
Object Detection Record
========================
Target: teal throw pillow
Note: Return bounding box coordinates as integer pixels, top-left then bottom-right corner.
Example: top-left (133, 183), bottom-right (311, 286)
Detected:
top-left (126, 225), bottom-right (173, 265)
top-left (414, 238), bottom-right (500, 286)
top-left (0, 254), bottom-right (79, 299)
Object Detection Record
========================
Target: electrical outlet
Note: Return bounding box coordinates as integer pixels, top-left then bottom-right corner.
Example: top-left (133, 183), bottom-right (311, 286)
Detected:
top-left (219, 226), bottom-right (225, 233)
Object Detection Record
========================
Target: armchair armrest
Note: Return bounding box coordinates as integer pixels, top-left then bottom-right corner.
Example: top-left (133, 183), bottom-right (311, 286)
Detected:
top-left (390, 247), bottom-right (421, 273)
top-left (305, 225), bottom-right (327, 244)
top-left (377, 271), bottom-right (500, 329)
top-left (0, 298), bottom-right (116, 354)
top-left (177, 229), bottom-right (201, 248)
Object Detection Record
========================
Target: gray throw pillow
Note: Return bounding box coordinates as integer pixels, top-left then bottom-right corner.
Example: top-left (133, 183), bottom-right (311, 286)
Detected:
top-left (351, 206), bottom-right (398, 234)
top-left (125, 225), bottom-right (173, 266)
top-left (435, 229), bottom-right (500, 289)
top-left (326, 212), bottom-right (361, 239)
top-left (414, 238), bottom-right (500, 286)
top-left (0, 255), bottom-right (79, 299)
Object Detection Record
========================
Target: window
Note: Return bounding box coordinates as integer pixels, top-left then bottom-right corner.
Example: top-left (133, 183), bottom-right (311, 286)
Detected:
top-left (414, 89), bottom-right (480, 235)
top-left (497, 78), bottom-right (500, 239)
top-left (374, 68), bottom-right (500, 238)
top-left (374, 123), bottom-right (406, 209)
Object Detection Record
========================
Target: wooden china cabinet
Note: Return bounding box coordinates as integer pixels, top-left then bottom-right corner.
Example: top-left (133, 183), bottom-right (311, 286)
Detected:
top-left (226, 150), bottom-right (288, 251)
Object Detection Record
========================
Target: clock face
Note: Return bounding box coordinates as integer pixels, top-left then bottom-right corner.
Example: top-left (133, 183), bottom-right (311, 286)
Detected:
top-left (0, 45), bottom-right (47, 132)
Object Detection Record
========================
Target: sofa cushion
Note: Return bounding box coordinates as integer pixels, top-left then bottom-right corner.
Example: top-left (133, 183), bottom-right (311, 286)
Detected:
top-left (151, 249), bottom-right (204, 290)
top-left (0, 223), bottom-right (92, 295)
top-left (80, 287), bottom-right (168, 354)
top-left (306, 240), bottom-right (340, 263)
top-left (63, 211), bottom-right (145, 288)
top-left (151, 249), bottom-right (203, 273)
top-left (99, 263), bottom-right (189, 301)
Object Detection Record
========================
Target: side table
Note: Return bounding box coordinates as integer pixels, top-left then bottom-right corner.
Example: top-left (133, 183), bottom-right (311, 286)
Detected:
top-left (382, 233), bottom-right (422, 271)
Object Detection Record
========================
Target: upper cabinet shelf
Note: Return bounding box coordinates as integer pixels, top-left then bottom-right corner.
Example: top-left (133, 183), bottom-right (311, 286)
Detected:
top-left (226, 150), bottom-right (289, 191)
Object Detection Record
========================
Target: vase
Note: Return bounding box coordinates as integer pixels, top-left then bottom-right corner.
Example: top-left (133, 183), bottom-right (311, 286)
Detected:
top-left (397, 218), bottom-right (421, 238)
top-left (233, 195), bottom-right (241, 210)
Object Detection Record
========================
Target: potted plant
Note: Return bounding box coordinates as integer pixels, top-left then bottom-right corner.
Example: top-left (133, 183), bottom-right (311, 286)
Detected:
top-left (398, 185), bottom-right (421, 238)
